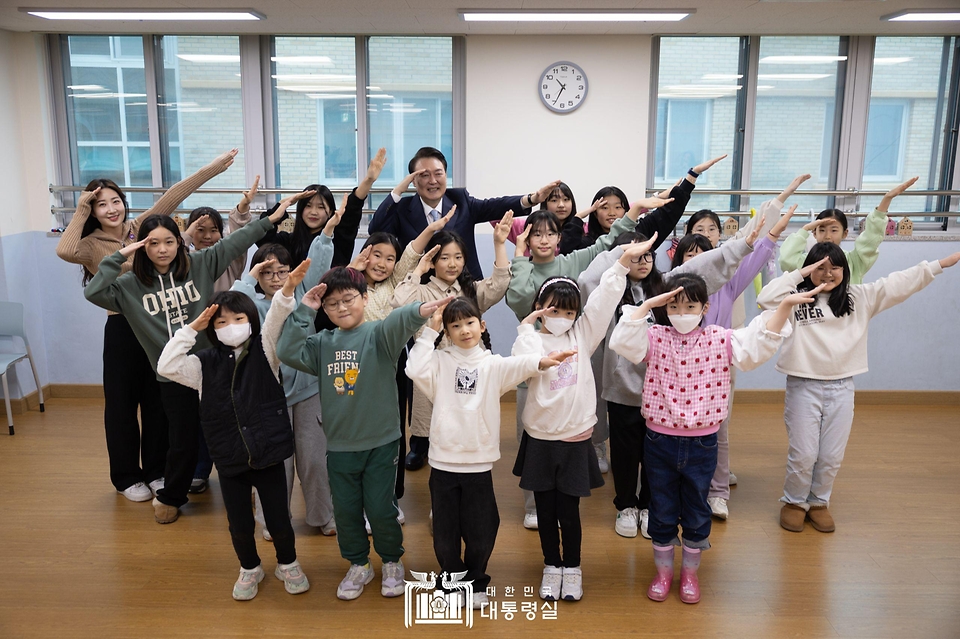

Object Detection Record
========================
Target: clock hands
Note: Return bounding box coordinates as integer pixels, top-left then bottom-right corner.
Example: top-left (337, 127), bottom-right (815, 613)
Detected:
top-left (553, 86), bottom-right (565, 105)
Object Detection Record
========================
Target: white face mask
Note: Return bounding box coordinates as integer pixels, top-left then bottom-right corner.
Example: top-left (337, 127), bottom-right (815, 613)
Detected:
top-left (215, 322), bottom-right (252, 347)
top-left (668, 313), bottom-right (703, 334)
top-left (542, 316), bottom-right (575, 335)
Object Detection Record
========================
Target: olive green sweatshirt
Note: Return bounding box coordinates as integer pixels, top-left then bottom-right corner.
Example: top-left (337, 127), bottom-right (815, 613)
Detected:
top-left (275, 294), bottom-right (427, 453)
top-left (84, 217), bottom-right (273, 380)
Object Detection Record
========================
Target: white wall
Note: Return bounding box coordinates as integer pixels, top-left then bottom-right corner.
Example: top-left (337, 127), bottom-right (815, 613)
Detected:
top-left (464, 35), bottom-right (652, 204)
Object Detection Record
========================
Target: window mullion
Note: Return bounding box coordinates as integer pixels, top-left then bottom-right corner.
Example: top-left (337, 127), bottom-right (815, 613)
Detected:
top-left (452, 35), bottom-right (466, 187)
top-left (733, 35), bottom-right (758, 213)
top-left (143, 34), bottom-right (163, 198)
top-left (835, 35), bottom-right (874, 214)
top-left (646, 36), bottom-right (661, 192)
top-left (239, 34), bottom-right (266, 191)
top-left (355, 36), bottom-right (369, 191)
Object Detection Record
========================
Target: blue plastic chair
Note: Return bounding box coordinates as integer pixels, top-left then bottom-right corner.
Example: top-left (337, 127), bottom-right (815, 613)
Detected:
top-left (0, 301), bottom-right (44, 435)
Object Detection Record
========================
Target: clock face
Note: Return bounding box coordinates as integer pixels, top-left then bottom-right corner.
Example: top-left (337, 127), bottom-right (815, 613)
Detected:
top-left (539, 61), bottom-right (588, 114)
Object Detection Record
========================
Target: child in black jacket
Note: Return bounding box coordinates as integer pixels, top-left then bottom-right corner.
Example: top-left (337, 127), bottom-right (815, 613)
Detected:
top-left (158, 261), bottom-right (314, 601)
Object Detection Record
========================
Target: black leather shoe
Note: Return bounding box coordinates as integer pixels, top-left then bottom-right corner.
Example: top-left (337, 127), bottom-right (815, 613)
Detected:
top-left (404, 450), bottom-right (426, 471)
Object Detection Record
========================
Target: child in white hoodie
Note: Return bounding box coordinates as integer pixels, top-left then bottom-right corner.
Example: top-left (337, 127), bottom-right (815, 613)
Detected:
top-left (511, 238), bottom-right (658, 603)
top-left (405, 297), bottom-right (573, 610)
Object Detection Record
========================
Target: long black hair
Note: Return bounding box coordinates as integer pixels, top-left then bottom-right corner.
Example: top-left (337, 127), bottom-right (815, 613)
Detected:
top-left (589, 186), bottom-right (629, 235)
top-left (613, 232), bottom-right (665, 322)
top-left (670, 233), bottom-right (714, 271)
top-left (437, 296), bottom-right (493, 351)
top-left (523, 209), bottom-right (561, 236)
top-left (79, 178), bottom-right (129, 285)
top-left (132, 215), bottom-right (190, 287)
top-left (205, 291), bottom-right (261, 348)
top-left (815, 208), bottom-right (848, 232)
top-left (800, 242), bottom-right (853, 317)
top-left (541, 181), bottom-right (578, 227)
top-left (288, 184), bottom-right (335, 266)
top-left (421, 231), bottom-right (478, 301)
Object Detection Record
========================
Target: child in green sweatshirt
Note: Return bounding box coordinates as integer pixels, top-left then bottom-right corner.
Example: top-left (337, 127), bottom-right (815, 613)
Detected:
top-left (276, 265), bottom-right (451, 602)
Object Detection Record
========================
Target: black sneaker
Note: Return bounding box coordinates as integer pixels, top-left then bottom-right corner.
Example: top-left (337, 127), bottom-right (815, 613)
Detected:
top-left (404, 450), bottom-right (426, 471)
top-left (189, 477), bottom-right (208, 494)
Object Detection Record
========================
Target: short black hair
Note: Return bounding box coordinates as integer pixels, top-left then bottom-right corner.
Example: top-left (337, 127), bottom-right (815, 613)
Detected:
top-left (670, 233), bottom-right (714, 270)
top-left (408, 147), bottom-right (447, 174)
top-left (801, 242), bottom-right (853, 317)
top-left (186, 206), bottom-right (224, 236)
top-left (205, 291), bottom-right (261, 348)
top-left (523, 210), bottom-right (561, 236)
top-left (250, 243), bottom-right (292, 269)
top-left (815, 208), bottom-right (848, 232)
top-left (319, 266), bottom-right (368, 300)
top-left (534, 277), bottom-right (581, 315)
top-left (685, 209), bottom-right (722, 236)
top-left (362, 232), bottom-right (402, 259)
top-left (663, 273), bottom-right (710, 307)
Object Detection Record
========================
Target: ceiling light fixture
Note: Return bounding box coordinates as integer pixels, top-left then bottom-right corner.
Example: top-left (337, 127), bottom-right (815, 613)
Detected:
top-left (23, 9), bottom-right (262, 21)
top-left (883, 11), bottom-right (960, 22)
top-left (460, 10), bottom-right (693, 22)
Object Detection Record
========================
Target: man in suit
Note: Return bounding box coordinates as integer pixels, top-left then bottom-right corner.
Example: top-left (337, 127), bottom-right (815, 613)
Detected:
top-left (368, 146), bottom-right (560, 279)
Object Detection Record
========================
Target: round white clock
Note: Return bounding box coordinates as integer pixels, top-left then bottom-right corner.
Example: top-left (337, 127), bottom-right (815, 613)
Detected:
top-left (538, 61), bottom-right (588, 114)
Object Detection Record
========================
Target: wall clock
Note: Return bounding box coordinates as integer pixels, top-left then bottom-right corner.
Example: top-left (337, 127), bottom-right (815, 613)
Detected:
top-left (538, 61), bottom-right (588, 114)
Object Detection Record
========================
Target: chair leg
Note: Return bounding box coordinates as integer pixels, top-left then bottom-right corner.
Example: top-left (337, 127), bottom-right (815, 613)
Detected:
top-left (26, 348), bottom-right (43, 412)
top-left (1, 372), bottom-right (13, 435)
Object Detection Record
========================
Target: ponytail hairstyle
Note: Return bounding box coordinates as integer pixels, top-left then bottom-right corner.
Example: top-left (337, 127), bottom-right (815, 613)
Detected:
top-left (800, 242), bottom-right (853, 317)
top-left (670, 233), bottom-right (714, 271)
top-left (815, 208), bottom-right (849, 232)
top-left (684, 209), bottom-right (722, 236)
top-left (613, 232), bottom-right (665, 317)
top-left (132, 215), bottom-right (190, 287)
top-left (533, 276), bottom-right (582, 317)
top-left (289, 184), bottom-right (336, 266)
top-left (589, 186), bottom-right (629, 235)
top-left (249, 243), bottom-right (293, 294)
top-left (437, 296), bottom-right (493, 351)
top-left (80, 178), bottom-right (129, 285)
top-left (540, 181), bottom-right (578, 227)
top-left (205, 291), bottom-right (262, 348)
top-left (421, 231), bottom-right (477, 301)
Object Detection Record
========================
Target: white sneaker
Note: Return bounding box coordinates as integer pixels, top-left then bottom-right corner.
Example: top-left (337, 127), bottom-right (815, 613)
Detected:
top-left (561, 566), bottom-right (583, 601)
top-left (262, 527), bottom-right (273, 542)
top-left (523, 513), bottom-right (539, 530)
top-left (320, 517), bottom-right (337, 536)
top-left (595, 442), bottom-right (608, 474)
top-left (539, 566), bottom-right (562, 601)
top-left (381, 560), bottom-right (405, 597)
top-left (472, 591), bottom-right (489, 610)
top-left (615, 507), bottom-right (639, 538)
top-left (729, 471), bottom-right (738, 486)
top-left (639, 509), bottom-right (651, 539)
top-left (275, 559), bottom-right (310, 594)
top-left (118, 482), bottom-right (152, 503)
top-left (337, 563), bottom-right (374, 600)
top-left (148, 478), bottom-right (164, 497)
top-left (396, 506), bottom-right (405, 525)
top-left (708, 496), bottom-right (729, 520)
top-left (232, 565), bottom-right (264, 601)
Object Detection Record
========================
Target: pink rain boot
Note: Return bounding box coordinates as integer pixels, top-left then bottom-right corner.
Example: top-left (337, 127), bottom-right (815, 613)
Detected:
top-left (647, 544), bottom-right (674, 602)
top-left (679, 546), bottom-right (701, 604)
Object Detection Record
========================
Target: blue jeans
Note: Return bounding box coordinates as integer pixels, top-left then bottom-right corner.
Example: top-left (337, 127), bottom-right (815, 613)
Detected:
top-left (644, 430), bottom-right (718, 550)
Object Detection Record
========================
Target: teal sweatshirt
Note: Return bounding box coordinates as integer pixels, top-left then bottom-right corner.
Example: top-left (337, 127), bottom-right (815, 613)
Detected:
top-left (276, 300), bottom-right (427, 452)
top-left (84, 216), bottom-right (273, 380)
top-left (506, 213), bottom-right (638, 321)
top-left (232, 232), bottom-right (334, 406)
top-left (778, 207), bottom-right (887, 285)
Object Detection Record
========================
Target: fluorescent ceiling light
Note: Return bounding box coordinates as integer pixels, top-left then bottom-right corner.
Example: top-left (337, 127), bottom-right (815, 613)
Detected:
top-left (460, 10), bottom-right (692, 22)
top-left (883, 11), bottom-right (960, 22)
top-left (874, 57), bottom-right (913, 66)
top-left (177, 54), bottom-right (240, 64)
top-left (760, 55), bottom-right (846, 64)
top-left (758, 73), bottom-right (832, 80)
top-left (25, 10), bottom-right (262, 21)
top-left (271, 56), bottom-right (333, 66)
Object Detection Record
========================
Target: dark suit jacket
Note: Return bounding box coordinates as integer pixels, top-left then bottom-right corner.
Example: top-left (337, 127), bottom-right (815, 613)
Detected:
top-left (368, 187), bottom-right (527, 279)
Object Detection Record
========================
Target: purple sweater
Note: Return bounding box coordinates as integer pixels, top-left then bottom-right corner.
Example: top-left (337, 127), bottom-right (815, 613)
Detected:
top-left (704, 237), bottom-right (776, 329)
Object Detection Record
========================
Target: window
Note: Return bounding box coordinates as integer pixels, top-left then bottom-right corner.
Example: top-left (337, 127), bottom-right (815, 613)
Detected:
top-left (751, 36), bottom-right (846, 212)
top-left (272, 37), bottom-right (358, 191)
top-left (157, 36), bottom-right (246, 209)
top-left (654, 37), bottom-right (741, 212)
top-left (367, 37), bottom-right (453, 201)
top-left (859, 37), bottom-right (956, 215)
top-left (63, 35), bottom-right (153, 208)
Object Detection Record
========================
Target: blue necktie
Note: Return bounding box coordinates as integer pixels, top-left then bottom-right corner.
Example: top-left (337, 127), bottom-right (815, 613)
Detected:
top-left (429, 209), bottom-right (440, 223)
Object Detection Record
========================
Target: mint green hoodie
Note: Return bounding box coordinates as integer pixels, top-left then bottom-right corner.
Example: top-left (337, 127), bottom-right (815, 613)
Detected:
top-left (84, 216), bottom-right (273, 381)
top-left (276, 299), bottom-right (426, 453)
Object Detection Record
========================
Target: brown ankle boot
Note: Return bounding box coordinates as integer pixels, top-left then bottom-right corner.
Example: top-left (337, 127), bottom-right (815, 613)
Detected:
top-left (807, 505), bottom-right (835, 532)
top-left (779, 504), bottom-right (806, 532)
top-left (153, 497), bottom-right (180, 524)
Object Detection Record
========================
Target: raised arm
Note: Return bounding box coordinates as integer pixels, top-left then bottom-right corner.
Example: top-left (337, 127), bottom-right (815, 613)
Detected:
top-left (275, 292), bottom-right (321, 376)
top-left (404, 323), bottom-right (442, 401)
top-left (83, 249), bottom-right (134, 313)
top-left (139, 149), bottom-right (237, 222)
top-left (673, 235), bottom-right (754, 295)
top-left (55, 187), bottom-right (100, 267)
top-left (157, 304), bottom-right (219, 390)
top-left (861, 255), bottom-right (950, 318)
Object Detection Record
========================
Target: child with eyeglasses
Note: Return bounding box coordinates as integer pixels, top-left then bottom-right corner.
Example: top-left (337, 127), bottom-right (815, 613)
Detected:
top-left (276, 265), bottom-right (453, 601)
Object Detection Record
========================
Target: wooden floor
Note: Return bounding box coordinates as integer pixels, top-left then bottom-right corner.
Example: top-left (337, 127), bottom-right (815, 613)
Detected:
top-left (1, 398), bottom-right (958, 638)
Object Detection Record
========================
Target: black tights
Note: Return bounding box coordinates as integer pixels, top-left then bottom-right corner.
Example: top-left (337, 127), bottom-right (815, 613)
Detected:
top-left (534, 489), bottom-right (582, 568)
